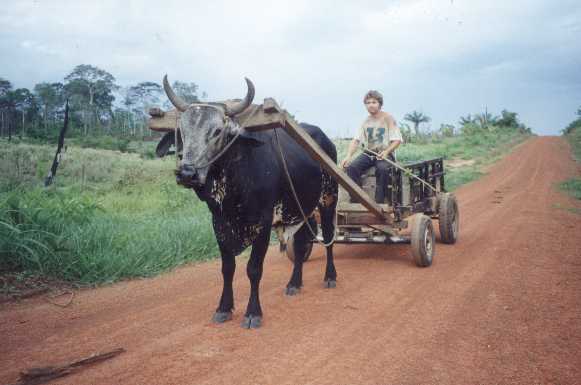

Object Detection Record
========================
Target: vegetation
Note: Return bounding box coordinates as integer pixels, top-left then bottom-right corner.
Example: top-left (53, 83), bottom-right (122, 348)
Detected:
top-left (0, 65), bottom-right (202, 141)
top-left (403, 111), bottom-right (431, 137)
top-left (0, 141), bottom-right (217, 285)
top-left (561, 106), bottom-right (581, 200)
top-left (1, 76), bottom-right (533, 289)
top-left (337, 120), bottom-right (531, 191)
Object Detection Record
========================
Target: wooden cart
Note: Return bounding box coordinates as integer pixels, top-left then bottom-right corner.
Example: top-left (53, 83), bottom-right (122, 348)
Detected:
top-left (149, 98), bottom-right (459, 267)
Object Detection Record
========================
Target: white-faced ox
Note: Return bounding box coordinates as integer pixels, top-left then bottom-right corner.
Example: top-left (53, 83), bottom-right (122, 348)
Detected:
top-left (160, 76), bottom-right (338, 328)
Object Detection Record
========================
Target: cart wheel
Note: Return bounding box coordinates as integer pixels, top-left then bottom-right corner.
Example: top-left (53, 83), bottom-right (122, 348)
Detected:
top-left (438, 193), bottom-right (459, 244)
top-left (286, 235), bottom-right (313, 263)
top-left (411, 214), bottom-right (435, 267)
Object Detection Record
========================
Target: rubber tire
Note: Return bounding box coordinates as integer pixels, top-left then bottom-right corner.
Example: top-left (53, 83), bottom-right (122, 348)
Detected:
top-left (411, 214), bottom-right (435, 267)
top-left (285, 235), bottom-right (313, 263)
top-left (438, 193), bottom-right (459, 244)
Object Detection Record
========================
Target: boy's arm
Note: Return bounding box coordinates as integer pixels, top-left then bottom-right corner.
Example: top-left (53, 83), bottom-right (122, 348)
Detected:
top-left (379, 114), bottom-right (402, 159)
top-left (379, 140), bottom-right (401, 159)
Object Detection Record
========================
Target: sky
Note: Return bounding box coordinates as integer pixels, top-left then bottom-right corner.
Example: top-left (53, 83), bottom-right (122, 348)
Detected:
top-left (1, 0), bottom-right (580, 136)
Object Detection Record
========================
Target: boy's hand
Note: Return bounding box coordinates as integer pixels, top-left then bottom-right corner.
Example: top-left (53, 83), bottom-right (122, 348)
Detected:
top-left (340, 157), bottom-right (351, 168)
top-left (378, 150), bottom-right (389, 160)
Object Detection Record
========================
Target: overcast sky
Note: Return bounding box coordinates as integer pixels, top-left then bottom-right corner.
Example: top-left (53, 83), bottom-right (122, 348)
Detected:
top-left (1, 0), bottom-right (580, 136)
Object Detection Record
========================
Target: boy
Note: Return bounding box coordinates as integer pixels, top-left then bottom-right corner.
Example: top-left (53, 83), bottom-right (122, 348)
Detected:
top-left (340, 90), bottom-right (403, 203)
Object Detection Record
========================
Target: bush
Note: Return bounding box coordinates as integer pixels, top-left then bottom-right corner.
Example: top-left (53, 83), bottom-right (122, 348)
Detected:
top-left (69, 136), bottom-right (131, 152)
top-left (559, 178), bottom-right (581, 200)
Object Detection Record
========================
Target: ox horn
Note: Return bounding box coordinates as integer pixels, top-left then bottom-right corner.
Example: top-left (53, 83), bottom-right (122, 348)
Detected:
top-left (225, 78), bottom-right (255, 117)
top-left (163, 75), bottom-right (190, 112)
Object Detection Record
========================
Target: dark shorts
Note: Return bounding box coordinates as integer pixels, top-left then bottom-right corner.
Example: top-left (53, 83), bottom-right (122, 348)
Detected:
top-left (345, 152), bottom-right (394, 203)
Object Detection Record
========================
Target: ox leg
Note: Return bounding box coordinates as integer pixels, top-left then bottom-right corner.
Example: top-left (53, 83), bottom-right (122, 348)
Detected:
top-left (285, 221), bottom-right (312, 296)
top-left (213, 252), bottom-right (236, 323)
top-left (242, 226), bottom-right (270, 329)
top-left (320, 203), bottom-right (337, 288)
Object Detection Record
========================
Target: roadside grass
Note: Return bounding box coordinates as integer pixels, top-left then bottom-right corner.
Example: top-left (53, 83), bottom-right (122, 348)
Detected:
top-left (558, 178), bottom-right (581, 200)
top-left (336, 128), bottom-right (529, 191)
top-left (561, 125), bottom-right (581, 201)
top-left (1, 127), bottom-right (529, 287)
top-left (0, 140), bottom-right (217, 286)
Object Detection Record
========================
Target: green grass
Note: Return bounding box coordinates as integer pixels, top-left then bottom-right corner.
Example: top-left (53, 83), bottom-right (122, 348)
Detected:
top-left (561, 124), bottom-right (581, 201)
top-left (0, 139), bottom-right (217, 285)
top-left (558, 178), bottom-right (581, 200)
top-left (0, 127), bottom-right (529, 286)
top-left (336, 128), bottom-right (529, 191)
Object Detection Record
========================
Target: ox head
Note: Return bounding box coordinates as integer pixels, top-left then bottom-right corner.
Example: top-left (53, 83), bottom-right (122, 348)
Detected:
top-left (163, 75), bottom-right (261, 189)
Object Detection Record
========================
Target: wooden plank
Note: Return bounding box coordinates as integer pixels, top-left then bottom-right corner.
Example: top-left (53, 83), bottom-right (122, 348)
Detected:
top-left (241, 109), bottom-right (285, 132)
top-left (263, 97), bottom-right (282, 113)
top-left (281, 117), bottom-right (387, 220)
top-left (338, 212), bottom-right (392, 225)
top-left (338, 202), bottom-right (391, 213)
top-left (148, 107), bottom-right (165, 117)
top-left (148, 109), bottom-right (180, 132)
top-left (238, 98), bottom-right (285, 131)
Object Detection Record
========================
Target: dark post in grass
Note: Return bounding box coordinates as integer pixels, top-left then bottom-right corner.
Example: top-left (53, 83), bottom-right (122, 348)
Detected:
top-left (44, 99), bottom-right (69, 187)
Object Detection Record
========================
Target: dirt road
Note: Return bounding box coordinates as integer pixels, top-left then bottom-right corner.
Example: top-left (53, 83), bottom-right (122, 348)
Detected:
top-left (2, 136), bottom-right (580, 385)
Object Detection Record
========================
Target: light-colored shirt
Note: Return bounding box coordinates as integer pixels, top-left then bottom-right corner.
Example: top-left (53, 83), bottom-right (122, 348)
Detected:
top-left (358, 113), bottom-right (403, 152)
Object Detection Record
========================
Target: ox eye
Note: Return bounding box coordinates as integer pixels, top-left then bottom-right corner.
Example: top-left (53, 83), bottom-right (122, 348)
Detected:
top-left (212, 129), bottom-right (222, 138)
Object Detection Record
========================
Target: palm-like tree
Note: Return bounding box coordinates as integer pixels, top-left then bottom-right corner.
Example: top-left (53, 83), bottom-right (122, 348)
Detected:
top-left (404, 111), bottom-right (431, 136)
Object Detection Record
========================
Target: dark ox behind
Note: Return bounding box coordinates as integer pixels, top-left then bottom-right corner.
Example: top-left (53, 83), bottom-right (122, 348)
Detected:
top-left (161, 76), bottom-right (338, 329)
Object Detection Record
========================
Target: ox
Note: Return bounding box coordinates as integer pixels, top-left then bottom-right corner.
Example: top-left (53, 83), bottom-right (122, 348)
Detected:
top-left (160, 76), bottom-right (338, 328)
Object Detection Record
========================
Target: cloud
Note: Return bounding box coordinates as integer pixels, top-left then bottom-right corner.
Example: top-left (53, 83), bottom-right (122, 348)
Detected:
top-left (1, 0), bottom-right (580, 135)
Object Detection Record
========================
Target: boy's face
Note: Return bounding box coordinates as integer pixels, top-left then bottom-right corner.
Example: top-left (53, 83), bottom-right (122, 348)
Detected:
top-left (365, 98), bottom-right (381, 115)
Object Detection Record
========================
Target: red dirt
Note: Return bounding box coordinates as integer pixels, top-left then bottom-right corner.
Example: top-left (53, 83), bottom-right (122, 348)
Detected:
top-left (1, 136), bottom-right (581, 385)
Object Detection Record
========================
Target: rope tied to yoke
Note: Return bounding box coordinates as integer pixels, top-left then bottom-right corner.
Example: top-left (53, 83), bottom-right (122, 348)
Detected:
top-left (273, 127), bottom-right (336, 248)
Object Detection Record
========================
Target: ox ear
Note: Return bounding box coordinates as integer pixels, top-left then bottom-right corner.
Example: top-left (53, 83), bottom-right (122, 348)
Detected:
top-left (156, 131), bottom-right (181, 157)
top-left (237, 128), bottom-right (264, 147)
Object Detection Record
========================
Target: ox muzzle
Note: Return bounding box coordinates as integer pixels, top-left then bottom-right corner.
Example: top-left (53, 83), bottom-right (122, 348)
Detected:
top-left (175, 164), bottom-right (206, 189)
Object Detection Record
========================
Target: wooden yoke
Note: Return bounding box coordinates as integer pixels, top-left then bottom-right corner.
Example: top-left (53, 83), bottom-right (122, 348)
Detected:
top-left (147, 98), bottom-right (389, 221)
top-left (243, 98), bottom-right (388, 221)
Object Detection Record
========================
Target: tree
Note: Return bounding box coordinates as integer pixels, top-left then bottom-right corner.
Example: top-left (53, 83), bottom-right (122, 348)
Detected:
top-left (12, 88), bottom-right (37, 137)
top-left (458, 114), bottom-right (473, 127)
top-left (162, 80), bottom-right (200, 109)
top-left (474, 110), bottom-right (498, 129)
top-left (404, 111), bottom-right (431, 136)
top-left (0, 78), bottom-right (13, 138)
top-left (439, 124), bottom-right (455, 137)
top-left (127, 81), bottom-right (163, 137)
top-left (496, 110), bottom-right (519, 128)
top-left (0, 78), bottom-right (11, 98)
top-left (399, 122), bottom-right (412, 142)
top-left (0, 79), bottom-right (38, 139)
top-left (64, 64), bottom-right (118, 135)
top-left (34, 82), bottom-right (65, 133)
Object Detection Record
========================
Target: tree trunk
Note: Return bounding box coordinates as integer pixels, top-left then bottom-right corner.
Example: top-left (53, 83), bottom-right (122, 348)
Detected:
top-left (44, 103), bottom-right (48, 134)
top-left (45, 101), bottom-right (69, 187)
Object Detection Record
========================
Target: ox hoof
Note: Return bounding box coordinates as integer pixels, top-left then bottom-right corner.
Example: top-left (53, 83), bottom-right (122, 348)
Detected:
top-left (212, 311), bottom-right (233, 323)
top-left (241, 315), bottom-right (262, 329)
top-left (324, 280), bottom-right (337, 289)
top-left (285, 286), bottom-right (301, 296)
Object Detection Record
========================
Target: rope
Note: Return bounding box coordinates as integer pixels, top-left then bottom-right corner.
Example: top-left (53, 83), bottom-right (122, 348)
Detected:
top-left (273, 128), bottom-right (336, 247)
